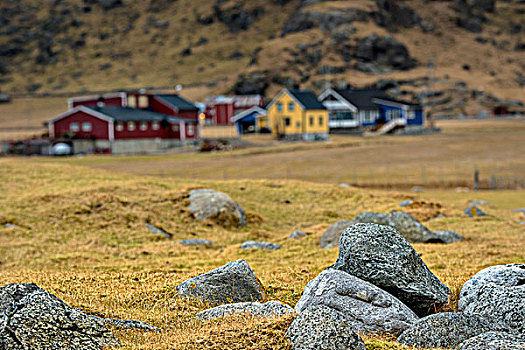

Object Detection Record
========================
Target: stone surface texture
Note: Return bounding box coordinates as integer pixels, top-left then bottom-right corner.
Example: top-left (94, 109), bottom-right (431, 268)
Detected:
top-left (196, 301), bottom-right (295, 320)
top-left (432, 230), bottom-right (463, 244)
top-left (397, 312), bottom-right (511, 349)
top-left (0, 283), bottom-right (119, 350)
top-left (295, 269), bottom-right (418, 336)
top-left (288, 230), bottom-right (307, 239)
top-left (464, 205), bottom-right (487, 217)
top-left (241, 241), bottom-right (281, 250)
top-left (188, 189), bottom-right (246, 227)
top-left (179, 239), bottom-right (214, 246)
top-left (331, 223), bottom-right (450, 316)
top-left (319, 220), bottom-right (354, 248)
top-left (457, 331), bottom-right (525, 350)
top-left (286, 305), bottom-right (366, 350)
top-left (177, 259), bottom-right (263, 304)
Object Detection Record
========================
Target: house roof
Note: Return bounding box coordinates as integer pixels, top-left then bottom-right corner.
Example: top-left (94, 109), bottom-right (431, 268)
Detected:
top-left (288, 90), bottom-right (326, 110)
top-left (154, 94), bottom-right (199, 111)
top-left (231, 106), bottom-right (267, 123)
top-left (332, 89), bottom-right (421, 109)
top-left (91, 106), bottom-right (167, 121)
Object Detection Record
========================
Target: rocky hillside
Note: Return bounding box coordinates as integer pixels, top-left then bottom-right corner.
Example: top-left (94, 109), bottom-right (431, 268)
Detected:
top-left (0, 0), bottom-right (524, 115)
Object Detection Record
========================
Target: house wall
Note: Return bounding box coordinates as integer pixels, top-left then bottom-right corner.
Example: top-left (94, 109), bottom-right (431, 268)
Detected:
top-left (407, 109), bottom-right (424, 126)
top-left (304, 110), bottom-right (329, 134)
top-left (359, 110), bottom-right (380, 127)
top-left (377, 103), bottom-right (424, 126)
top-left (114, 120), bottom-right (182, 140)
top-left (71, 96), bottom-right (124, 109)
top-left (53, 111), bottom-right (110, 139)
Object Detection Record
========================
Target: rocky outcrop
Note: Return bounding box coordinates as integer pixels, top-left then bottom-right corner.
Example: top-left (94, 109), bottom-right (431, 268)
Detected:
top-left (213, 1), bottom-right (264, 33)
top-left (454, 0), bottom-right (495, 33)
top-left (331, 223), bottom-right (450, 316)
top-left (197, 301), bottom-right (295, 320)
top-left (372, 0), bottom-right (421, 32)
top-left (177, 259), bottom-right (264, 305)
top-left (286, 305), bottom-right (366, 350)
top-left (457, 331), bottom-right (525, 350)
top-left (282, 9), bottom-right (368, 36)
top-left (320, 220), bottom-right (354, 248)
top-left (355, 34), bottom-right (417, 71)
top-left (188, 189), bottom-right (246, 227)
top-left (232, 71), bottom-right (270, 95)
top-left (0, 283), bottom-right (119, 350)
top-left (397, 312), bottom-right (511, 349)
top-left (295, 269), bottom-right (418, 336)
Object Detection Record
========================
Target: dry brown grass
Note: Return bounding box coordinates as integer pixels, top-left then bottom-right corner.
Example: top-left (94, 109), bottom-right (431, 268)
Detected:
top-left (0, 154), bottom-right (524, 349)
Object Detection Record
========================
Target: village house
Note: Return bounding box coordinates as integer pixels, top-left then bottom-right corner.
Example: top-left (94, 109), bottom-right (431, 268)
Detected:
top-left (267, 89), bottom-right (329, 140)
top-left (318, 88), bottom-right (424, 134)
top-left (231, 106), bottom-right (269, 135)
top-left (204, 95), bottom-right (264, 125)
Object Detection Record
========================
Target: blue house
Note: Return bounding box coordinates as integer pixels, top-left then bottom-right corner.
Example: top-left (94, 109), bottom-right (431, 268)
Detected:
top-left (230, 106), bottom-right (268, 135)
top-left (318, 88), bottom-right (424, 133)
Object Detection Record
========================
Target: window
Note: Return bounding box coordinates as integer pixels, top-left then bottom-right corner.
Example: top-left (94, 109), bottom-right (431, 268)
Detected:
top-left (288, 102), bottom-right (294, 111)
top-left (81, 122), bottom-right (92, 132)
top-left (187, 124), bottom-right (195, 136)
top-left (309, 116), bottom-right (314, 126)
top-left (318, 116), bottom-right (323, 126)
top-left (115, 122), bottom-right (123, 132)
top-left (363, 111), bottom-right (373, 123)
top-left (152, 121), bottom-right (160, 130)
top-left (139, 122), bottom-right (148, 131)
top-left (277, 102), bottom-right (283, 112)
top-left (296, 121), bottom-right (300, 128)
top-left (172, 124), bottom-right (180, 132)
top-left (385, 110), bottom-right (392, 121)
top-left (127, 121), bottom-right (136, 131)
top-left (284, 117), bottom-right (291, 126)
top-left (407, 111), bottom-right (416, 119)
top-left (138, 95), bottom-right (148, 108)
top-left (128, 95), bottom-right (136, 108)
top-left (70, 122), bottom-right (79, 132)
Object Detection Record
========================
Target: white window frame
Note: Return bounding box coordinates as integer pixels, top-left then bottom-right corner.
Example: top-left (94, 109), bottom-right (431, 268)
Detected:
top-left (139, 121), bottom-right (148, 131)
top-left (115, 122), bottom-right (123, 132)
top-left (70, 122), bottom-right (79, 132)
top-left (81, 122), bottom-right (92, 132)
top-left (127, 121), bottom-right (136, 131)
top-left (187, 124), bottom-right (194, 136)
top-left (407, 110), bottom-right (416, 119)
top-left (288, 102), bottom-right (294, 111)
top-left (172, 124), bottom-right (180, 132)
top-left (152, 121), bottom-right (160, 130)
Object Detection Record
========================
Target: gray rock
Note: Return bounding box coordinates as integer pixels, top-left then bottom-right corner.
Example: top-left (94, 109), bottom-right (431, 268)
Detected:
top-left (320, 220), bottom-right (354, 248)
top-left (288, 230), bottom-right (307, 239)
top-left (331, 223), bottom-right (450, 316)
top-left (469, 200), bottom-right (490, 206)
top-left (146, 223), bottom-right (172, 239)
top-left (459, 264), bottom-right (525, 333)
top-left (464, 205), bottom-right (487, 217)
top-left (397, 312), bottom-right (511, 349)
top-left (412, 186), bottom-right (425, 192)
top-left (286, 305), bottom-right (366, 350)
top-left (188, 189), bottom-right (246, 227)
top-left (457, 331), bottom-right (525, 350)
top-left (241, 241), bottom-right (280, 250)
top-left (0, 283), bottom-right (119, 350)
top-left (177, 259), bottom-right (263, 305)
top-left (3, 224), bottom-right (17, 229)
top-left (339, 183), bottom-right (351, 188)
top-left (197, 301), bottom-right (295, 320)
top-left (295, 269), bottom-right (418, 336)
top-left (511, 208), bottom-right (525, 213)
top-left (93, 317), bottom-right (160, 332)
top-left (432, 230), bottom-right (463, 244)
top-left (399, 200), bottom-right (414, 207)
top-left (179, 239), bottom-right (214, 246)
top-left (354, 212), bottom-right (452, 243)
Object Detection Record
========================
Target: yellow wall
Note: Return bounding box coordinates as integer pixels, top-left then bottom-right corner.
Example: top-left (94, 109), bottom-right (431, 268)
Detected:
top-left (267, 91), bottom-right (328, 136)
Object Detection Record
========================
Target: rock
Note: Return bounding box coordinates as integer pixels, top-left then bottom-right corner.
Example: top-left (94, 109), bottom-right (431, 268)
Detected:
top-left (331, 223), bottom-right (450, 316)
top-left (320, 220), bottom-right (354, 248)
top-left (373, 0), bottom-right (421, 31)
top-left (469, 200), bottom-right (490, 206)
top-left (511, 208), bottom-right (525, 213)
top-left (464, 205), bottom-right (487, 217)
top-left (282, 9), bottom-right (368, 36)
top-left (146, 223), bottom-right (172, 238)
top-left (241, 241), bottom-right (281, 250)
top-left (97, 0), bottom-right (123, 10)
top-left (95, 317), bottom-right (161, 332)
top-left (4, 223), bottom-right (17, 229)
top-left (411, 186), bottom-right (425, 192)
top-left (188, 189), bottom-right (246, 227)
top-left (177, 259), bottom-right (263, 305)
top-left (213, 3), bottom-right (264, 33)
top-left (179, 239), bottom-right (214, 246)
top-left (399, 200), bottom-right (414, 207)
top-left (286, 305), bottom-right (366, 350)
top-left (197, 301), bottom-right (295, 320)
top-left (295, 269), bottom-right (418, 336)
top-left (432, 230), bottom-right (463, 244)
top-left (356, 34), bottom-right (417, 71)
top-left (353, 212), bottom-right (452, 243)
top-left (339, 183), bottom-right (351, 188)
top-left (459, 264), bottom-right (525, 332)
top-left (232, 70), bottom-right (269, 95)
top-left (288, 230), bottom-right (306, 239)
top-left (457, 331), bottom-right (525, 350)
top-left (0, 283), bottom-right (119, 349)
top-left (397, 312), bottom-right (511, 349)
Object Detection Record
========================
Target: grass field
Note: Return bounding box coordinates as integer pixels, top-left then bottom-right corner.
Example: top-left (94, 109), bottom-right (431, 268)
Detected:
top-left (1, 140), bottom-right (524, 348)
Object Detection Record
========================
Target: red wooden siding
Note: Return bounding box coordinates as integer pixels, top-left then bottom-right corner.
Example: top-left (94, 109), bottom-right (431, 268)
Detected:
top-left (71, 96), bottom-right (124, 108)
top-left (53, 111), bottom-right (110, 139)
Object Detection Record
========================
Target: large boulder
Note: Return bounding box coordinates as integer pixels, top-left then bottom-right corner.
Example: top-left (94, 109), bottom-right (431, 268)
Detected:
top-left (458, 264), bottom-right (525, 333)
top-left (354, 212), bottom-right (460, 243)
top-left (286, 305), bottom-right (366, 350)
top-left (355, 34), bottom-right (417, 71)
top-left (188, 189), bottom-right (246, 227)
top-left (295, 269), bottom-right (418, 336)
top-left (457, 331), bottom-right (525, 350)
top-left (0, 283), bottom-right (119, 349)
top-left (331, 224), bottom-right (450, 316)
top-left (320, 220), bottom-right (354, 248)
top-left (397, 312), bottom-right (511, 349)
top-left (177, 259), bottom-right (264, 305)
top-left (197, 301), bottom-right (295, 321)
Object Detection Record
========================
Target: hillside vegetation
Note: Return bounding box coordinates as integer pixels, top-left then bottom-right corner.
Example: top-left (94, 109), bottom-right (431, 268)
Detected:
top-left (0, 0), bottom-right (524, 115)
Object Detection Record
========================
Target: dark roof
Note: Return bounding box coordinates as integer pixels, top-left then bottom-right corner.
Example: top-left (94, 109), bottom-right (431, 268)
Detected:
top-left (333, 89), bottom-right (420, 109)
top-left (154, 94), bottom-right (199, 111)
top-left (90, 106), bottom-right (167, 122)
top-left (288, 90), bottom-right (326, 110)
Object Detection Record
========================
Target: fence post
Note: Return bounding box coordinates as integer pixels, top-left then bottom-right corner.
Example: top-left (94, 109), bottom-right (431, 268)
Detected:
top-left (473, 168), bottom-right (479, 191)
top-left (490, 175), bottom-right (496, 190)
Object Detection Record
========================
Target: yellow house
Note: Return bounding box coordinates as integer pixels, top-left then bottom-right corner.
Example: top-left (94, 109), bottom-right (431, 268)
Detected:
top-left (267, 89), bottom-right (329, 140)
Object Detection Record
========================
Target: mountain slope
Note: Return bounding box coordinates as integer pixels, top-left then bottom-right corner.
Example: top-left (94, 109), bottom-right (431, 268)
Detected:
top-left (0, 0), bottom-right (524, 115)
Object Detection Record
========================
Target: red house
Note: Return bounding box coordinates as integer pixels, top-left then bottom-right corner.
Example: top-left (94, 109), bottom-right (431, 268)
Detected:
top-left (68, 92), bottom-right (127, 109)
top-left (127, 92), bottom-right (200, 121)
top-left (204, 95), bottom-right (264, 125)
